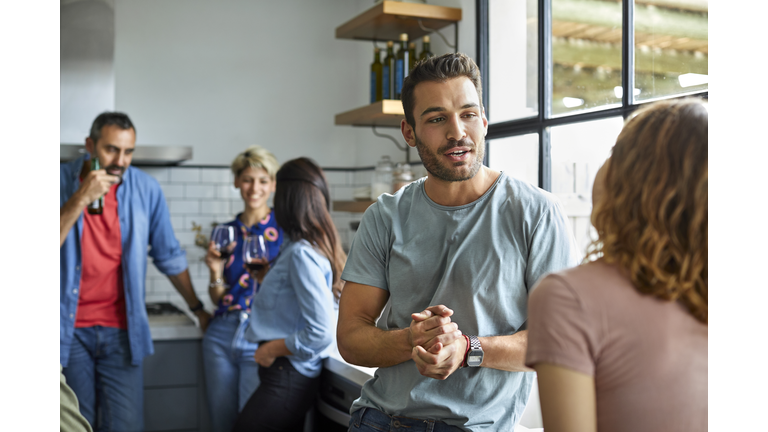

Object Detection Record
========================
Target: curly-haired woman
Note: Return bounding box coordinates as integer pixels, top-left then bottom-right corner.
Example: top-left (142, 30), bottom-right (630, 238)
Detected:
top-left (525, 98), bottom-right (708, 432)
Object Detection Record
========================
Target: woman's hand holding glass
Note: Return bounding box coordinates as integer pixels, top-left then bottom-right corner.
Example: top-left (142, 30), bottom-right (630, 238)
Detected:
top-left (206, 225), bottom-right (236, 280)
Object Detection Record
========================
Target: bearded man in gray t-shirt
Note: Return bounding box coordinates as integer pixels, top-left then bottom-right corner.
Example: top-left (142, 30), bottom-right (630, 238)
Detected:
top-left (337, 52), bottom-right (580, 432)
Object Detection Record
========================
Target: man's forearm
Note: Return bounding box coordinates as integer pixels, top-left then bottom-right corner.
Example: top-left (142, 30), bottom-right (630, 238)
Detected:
top-left (60, 192), bottom-right (88, 248)
top-left (167, 269), bottom-right (203, 308)
top-left (478, 330), bottom-right (533, 372)
top-left (337, 320), bottom-right (414, 368)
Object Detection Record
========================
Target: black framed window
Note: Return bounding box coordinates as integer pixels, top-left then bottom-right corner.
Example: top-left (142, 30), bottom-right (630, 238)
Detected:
top-left (477, 0), bottom-right (708, 255)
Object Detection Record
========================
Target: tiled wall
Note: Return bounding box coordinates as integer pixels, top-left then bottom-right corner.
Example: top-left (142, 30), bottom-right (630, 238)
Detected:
top-left (137, 165), bottom-right (385, 311)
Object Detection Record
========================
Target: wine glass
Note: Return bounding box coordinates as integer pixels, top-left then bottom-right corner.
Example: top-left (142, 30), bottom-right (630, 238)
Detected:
top-left (211, 225), bottom-right (236, 261)
top-left (243, 235), bottom-right (269, 276)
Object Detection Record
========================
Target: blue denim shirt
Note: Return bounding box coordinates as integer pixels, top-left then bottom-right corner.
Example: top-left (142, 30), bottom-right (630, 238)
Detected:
top-left (60, 155), bottom-right (188, 366)
top-left (246, 239), bottom-right (335, 378)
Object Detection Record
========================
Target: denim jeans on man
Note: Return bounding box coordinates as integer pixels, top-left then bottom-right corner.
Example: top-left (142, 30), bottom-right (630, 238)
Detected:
top-left (62, 326), bottom-right (143, 432)
top-left (348, 408), bottom-right (466, 432)
top-left (201, 311), bottom-right (260, 432)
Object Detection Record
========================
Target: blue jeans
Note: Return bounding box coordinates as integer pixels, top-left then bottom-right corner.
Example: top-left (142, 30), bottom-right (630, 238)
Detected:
top-left (62, 326), bottom-right (144, 432)
top-left (349, 407), bottom-right (466, 432)
top-left (202, 311), bottom-right (261, 432)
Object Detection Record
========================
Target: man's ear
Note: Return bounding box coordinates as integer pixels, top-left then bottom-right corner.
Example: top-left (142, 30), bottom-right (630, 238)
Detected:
top-left (401, 119), bottom-right (417, 148)
top-left (85, 137), bottom-right (95, 154)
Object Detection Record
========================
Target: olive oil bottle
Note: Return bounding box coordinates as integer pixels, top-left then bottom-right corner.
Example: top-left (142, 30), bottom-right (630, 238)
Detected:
top-left (408, 42), bottom-right (417, 72)
top-left (383, 41), bottom-right (395, 100)
top-left (370, 47), bottom-right (383, 103)
top-left (394, 33), bottom-right (409, 100)
top-left (419, 35), bottom-right (434, 61)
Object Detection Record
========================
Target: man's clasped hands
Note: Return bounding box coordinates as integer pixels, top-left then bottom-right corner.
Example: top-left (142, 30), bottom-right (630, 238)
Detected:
top-left (408, 305), bottom-right (468, 380)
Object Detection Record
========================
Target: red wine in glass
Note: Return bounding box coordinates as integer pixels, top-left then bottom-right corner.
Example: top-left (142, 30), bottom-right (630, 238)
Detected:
top-left (244, 235), bottom-right (268, 274)
top-left (211, 225), bottom-right (235, 261)
top-left (246, 259), bottom-right (268, 272)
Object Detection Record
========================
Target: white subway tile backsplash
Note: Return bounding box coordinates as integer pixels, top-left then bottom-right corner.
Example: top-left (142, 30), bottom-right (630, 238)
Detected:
top-left (169, 199), bottom-right (200, 215)
top-left (152, 278), bottom-right (175, 294)
top-left (231, 200), bottom-right (245, 215)
top-left (216, 185), bottom-right (240, 200)
top-left (185, 184), bottom-right (216, 199)
top-left (175, 231), bottom-right (198, 247)
top-left (185, 215), bottom-right (220, 232)
top-left (331, 186), bottom-right (356, 201)
top-left (353, 170), bottom-right (373, 186)
top-left (201, 168), bottom-right (231, 184)
top-left (144, 164), bottom-right (370, 302)
top-left (139, 167), bottom-right (170, 183)
top-left (160, 184), bottom-right (185, 199)
top-left (170, 215), bottom-right (184, 233)
top-left (324, 171), bottom-right (347, 186)
top-left (171, 168), bottom-right (202, 183)
top-left (200, 200), bottom-right (231, 215)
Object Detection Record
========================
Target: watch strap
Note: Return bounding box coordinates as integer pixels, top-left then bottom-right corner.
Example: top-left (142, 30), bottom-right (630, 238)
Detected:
top-left (189, 300), bottom-right (204, 313)
top-left (461, 335), bottom-right (471, 368)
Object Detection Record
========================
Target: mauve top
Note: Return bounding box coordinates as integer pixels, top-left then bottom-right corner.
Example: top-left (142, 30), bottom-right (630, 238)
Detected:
top-left (526, 261), bottom-right (708, 432)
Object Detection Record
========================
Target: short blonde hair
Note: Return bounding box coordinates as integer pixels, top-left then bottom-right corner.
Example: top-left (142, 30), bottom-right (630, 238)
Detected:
top-left (230, 145), bottom-right (279, 179)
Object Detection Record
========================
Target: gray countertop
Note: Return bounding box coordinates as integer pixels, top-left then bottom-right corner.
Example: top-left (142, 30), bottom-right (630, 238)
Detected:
top-left (147, 303), bottom-right (203, 340)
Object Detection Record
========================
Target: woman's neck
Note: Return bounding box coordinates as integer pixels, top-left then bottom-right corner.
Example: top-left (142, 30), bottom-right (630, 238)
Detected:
top-left (239, 205), bottom-right (270, 228)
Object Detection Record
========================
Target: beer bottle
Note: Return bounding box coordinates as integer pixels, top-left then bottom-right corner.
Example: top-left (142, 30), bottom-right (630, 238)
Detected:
top-left (87, 154), bottom-right (104, 215)
top-left (370, 47), bottom-right (383, 103)
top-left (419, 35), bottom-right (434, 61)
top-left (383, 41), bottom-right (395, 100)
top-left (408, 42), bottom-right (417, 72)
top-left (394, 33), bottom-right (409, 100)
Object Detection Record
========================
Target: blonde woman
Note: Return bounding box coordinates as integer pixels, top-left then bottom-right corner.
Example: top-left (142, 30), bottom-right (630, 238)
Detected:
top-left (526, 98), bottom-right (708, 432)
top-left (201, 146), bottom-right (284, 432)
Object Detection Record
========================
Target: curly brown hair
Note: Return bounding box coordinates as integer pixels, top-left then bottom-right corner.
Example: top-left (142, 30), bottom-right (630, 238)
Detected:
top-left (587, 98), bottom-right (708, 324)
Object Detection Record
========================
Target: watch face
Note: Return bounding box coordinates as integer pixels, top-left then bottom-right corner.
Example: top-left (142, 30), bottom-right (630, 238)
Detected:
top-left (467, 349), bottom-right (483, 367)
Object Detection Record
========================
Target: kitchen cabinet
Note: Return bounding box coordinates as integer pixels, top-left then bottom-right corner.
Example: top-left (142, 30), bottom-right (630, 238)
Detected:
top-left (144, 304), bottom-right (210, 432)
top-left (143, 339), bottom-right (211, 432)
top-left (334, 1), bottom-right (462, 128)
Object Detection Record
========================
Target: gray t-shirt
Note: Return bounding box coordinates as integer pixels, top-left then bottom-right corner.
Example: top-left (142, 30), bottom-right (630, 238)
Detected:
top-left (341, 172), bottom-right (580, 431)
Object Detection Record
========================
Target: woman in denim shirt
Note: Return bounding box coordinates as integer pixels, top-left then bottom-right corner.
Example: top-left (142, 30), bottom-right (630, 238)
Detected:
top-left (233, 157), bottom-right (346, 432)
top-left (201, 146), bottom-right (284, 432)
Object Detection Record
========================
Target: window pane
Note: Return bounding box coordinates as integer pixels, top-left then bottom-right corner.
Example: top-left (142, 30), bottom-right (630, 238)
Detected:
top-left (550, 117), bottom-right (624, 257)
top-left (634, 0), bottom-right (708, 101)
top-left (488, 133), bottom-right (540, 187)
top-left (488, 0), bottom-right (538, 122)
top-left (552, 0), bottom-right (622, 115)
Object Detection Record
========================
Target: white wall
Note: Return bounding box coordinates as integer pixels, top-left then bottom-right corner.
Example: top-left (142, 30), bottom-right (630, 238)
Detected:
top-left (60, 0), bottom-right (477, 168)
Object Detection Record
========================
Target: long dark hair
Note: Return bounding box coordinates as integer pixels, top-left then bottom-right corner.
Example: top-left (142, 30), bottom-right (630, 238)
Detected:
top-left (274, 157), bottom-right (346, 298)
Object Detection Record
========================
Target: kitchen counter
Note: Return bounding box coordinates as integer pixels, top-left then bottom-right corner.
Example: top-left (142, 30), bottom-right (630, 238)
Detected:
top-left (147, 300), bottom-right (203, 341)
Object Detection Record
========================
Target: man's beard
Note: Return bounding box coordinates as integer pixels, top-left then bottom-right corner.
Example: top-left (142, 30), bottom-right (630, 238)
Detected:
top-left (105, 164), bottom-right (126, 180)
top-left (414, 134), bottom-right (485, 182)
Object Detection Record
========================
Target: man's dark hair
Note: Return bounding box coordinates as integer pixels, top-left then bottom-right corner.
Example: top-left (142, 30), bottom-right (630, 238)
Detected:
top-left (89, 112), bottom-right (135, 143)
top-left (401, 52), bottom-right (483, 128)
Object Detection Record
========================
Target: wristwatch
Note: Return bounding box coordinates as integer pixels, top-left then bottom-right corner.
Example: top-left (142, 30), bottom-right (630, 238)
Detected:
top-left (466, 336), bottom-right (484, 367)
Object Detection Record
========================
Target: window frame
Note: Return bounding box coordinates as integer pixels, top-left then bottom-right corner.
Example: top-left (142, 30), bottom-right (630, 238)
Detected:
top-left (476, 0), bottom-right (708, 191)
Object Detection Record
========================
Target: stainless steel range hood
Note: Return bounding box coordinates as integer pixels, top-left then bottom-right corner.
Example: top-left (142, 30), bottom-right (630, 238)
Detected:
top-left (60, 144), bottom-right (193, 166)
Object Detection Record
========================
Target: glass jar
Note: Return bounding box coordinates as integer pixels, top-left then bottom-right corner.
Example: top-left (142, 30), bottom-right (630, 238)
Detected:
top-left (371, 155), bottom-right (394, 199)
top-left (392, 162), bottom-right (414, 192)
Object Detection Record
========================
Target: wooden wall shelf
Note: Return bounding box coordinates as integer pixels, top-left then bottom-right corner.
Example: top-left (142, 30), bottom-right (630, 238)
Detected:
top-left (335, 100), bottom-right (405, 127)
top-left (336, 1), bottom-right (462, 42)
top-left (333, 200), bottom-right (376, 213)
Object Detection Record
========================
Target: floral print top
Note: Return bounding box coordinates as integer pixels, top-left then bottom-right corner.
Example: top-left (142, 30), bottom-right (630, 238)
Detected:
top-left (213, 211), bottom-right (284, 317)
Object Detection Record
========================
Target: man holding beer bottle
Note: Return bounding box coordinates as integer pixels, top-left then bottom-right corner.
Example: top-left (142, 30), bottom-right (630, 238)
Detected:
top-left (59, 112), bottom-right (211, 431)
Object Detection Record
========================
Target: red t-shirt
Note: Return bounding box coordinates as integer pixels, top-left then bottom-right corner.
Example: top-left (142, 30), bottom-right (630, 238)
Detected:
top-left (75, 182), bottom-right (127, 329)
